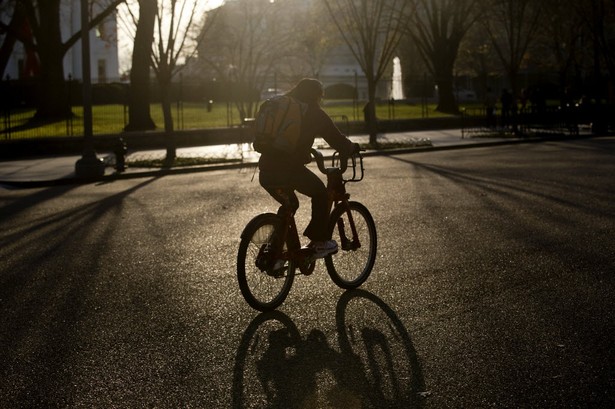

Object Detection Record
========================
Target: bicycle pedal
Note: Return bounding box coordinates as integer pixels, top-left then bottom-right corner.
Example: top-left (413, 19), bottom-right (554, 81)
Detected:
top-left (267, 268), bottom-right (286, 278)
top-left (299, 261), bottom-right (316, 276)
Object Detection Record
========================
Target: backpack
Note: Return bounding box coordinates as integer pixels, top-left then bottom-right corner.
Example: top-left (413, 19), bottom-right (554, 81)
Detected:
top-left (252, 95), bottom-right (306, 154)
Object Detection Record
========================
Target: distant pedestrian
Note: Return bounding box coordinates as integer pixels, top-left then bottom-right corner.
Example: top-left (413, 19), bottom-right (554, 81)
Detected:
top-left (560, 87), bottom-right (574, 109)
top-left (530, 87), bottom-right (546, 115)
top-left (519, 89), bottom-right (529, 112)
top-left (484, 87), bottom-right (497, 127)
top-left (561, 87), bottom-right (579, 135)
top-left (501, 89), bottom-right (513, 127)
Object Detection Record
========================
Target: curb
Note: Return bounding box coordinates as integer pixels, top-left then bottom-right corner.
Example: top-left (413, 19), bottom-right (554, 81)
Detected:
top-left (0, 135), bottom-right (594, 189)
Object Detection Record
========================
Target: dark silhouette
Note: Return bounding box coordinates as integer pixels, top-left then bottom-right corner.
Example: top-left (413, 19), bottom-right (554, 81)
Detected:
top-left (530, 87), bottom-right (546, 114)
top-left (258, 78), bottom-right (358, 255)
top-left (484, 87), bottom-right (497, 128)
top-left (501, 89), bottom-right (513, 127)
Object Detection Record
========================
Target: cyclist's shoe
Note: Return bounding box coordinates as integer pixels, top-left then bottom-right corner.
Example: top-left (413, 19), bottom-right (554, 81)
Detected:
top-left (272, 259), bottom-right (286, 271)
top-left (310, 240), bottom-right (338, 258)
top-left (268, 259), bottom-right (286, 278)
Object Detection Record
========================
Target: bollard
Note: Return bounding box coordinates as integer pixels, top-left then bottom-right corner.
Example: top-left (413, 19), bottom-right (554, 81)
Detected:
top-left (114, 137), bottom-right (127, 172)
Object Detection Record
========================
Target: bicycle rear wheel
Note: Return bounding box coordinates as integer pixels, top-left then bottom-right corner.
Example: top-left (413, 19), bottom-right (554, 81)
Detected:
top-left (325, 201), bottom-right (377, 289)
top-left (237, 213), bottom-right (295, 311)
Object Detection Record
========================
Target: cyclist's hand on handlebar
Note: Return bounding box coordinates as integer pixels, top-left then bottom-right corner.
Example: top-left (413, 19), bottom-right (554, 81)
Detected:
top-left (351, 142), bottom-right (361, 155)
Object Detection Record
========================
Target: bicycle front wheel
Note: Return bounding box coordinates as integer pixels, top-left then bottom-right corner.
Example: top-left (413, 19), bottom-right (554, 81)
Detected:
top-left (237, 214), bottom-right (295, 311)
top-left (325, 201), bottom-right (377, 289)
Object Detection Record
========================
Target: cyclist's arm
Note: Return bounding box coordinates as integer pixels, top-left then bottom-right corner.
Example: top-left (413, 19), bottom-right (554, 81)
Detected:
top-left (314, 108), bottom-right (355, 156)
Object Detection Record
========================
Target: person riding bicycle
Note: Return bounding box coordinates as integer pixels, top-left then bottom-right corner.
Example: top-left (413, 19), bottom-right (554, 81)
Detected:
top-left (258, 78), bottom-right (360, 258)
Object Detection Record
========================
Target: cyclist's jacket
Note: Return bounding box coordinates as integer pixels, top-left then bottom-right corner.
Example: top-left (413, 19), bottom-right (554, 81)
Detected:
top-left (258, 104), bottom-right (354, 172)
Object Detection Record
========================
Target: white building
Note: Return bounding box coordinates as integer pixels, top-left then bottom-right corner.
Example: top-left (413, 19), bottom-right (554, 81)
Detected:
top-left (319, 44), bottom-right (391, 101)
top-left (2, 0), bottom-right (119, 83)
top-left (200, 0), bottom-right (395, 102)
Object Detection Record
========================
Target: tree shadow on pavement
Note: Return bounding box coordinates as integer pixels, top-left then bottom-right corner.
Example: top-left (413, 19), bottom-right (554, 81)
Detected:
top-left (0, 177), bottom-right (167, 406)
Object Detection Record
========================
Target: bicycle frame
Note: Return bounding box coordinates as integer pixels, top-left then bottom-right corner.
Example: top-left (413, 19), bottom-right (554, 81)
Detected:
top-left (271, 149), bottom-right (365, 272)
top-left (324, 151), bottom-right (364, 252)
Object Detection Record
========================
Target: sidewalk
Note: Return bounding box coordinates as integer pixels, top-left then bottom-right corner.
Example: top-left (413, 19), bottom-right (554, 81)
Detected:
top-left (0, 129), bottom-right (522, 187)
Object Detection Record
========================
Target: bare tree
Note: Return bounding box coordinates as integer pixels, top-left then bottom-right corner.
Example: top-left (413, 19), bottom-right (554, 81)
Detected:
top-left (456, 26), bottom-right (500, 97)
top-left (282, 0), bottom-right (338, 81)
top-left (574, 0), bottom-right (615, 99)
top-left (199, 0), bottom-right (289, 121)
top-left (407, 0), bottom-right (481, 114)
top-left (483, 0), bottom-right (544, 101)
top-left (0, 0), bottom-right (124, 122)
top-left (150, 0), bottom-right (215, 161)
top-left (323, 0), bottom-right (410, 146)
top-left (536, 0), bottom-right (588, 91)
top-left (198, 0), bottom-right (337, 116)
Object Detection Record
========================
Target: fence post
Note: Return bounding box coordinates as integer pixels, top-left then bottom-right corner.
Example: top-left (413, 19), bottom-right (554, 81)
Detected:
top-left (2, 78), bottom-right (9, 140)
top-left (66, 75), bottom-right (73, 137)
top-left (1, 78), bottom-right (7, 140)
top-left (2, 103), bottom-right (9, 140)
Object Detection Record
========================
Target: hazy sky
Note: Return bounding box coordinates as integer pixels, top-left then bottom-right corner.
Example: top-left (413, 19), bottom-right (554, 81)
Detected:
top-left (117, 0), bottom-right (224, 74)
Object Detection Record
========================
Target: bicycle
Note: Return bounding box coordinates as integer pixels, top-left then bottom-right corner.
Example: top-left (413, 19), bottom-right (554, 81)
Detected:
top-left (237, 148), bottom-right (377, 311)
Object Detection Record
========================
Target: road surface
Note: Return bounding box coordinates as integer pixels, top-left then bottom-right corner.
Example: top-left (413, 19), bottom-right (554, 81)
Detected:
top-left (1, 137), bottom-right (613, 407)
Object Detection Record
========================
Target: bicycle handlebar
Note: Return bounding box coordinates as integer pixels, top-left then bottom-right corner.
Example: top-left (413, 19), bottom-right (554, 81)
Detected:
top-left (310, 148), bottom-right (364, 182)
top-left (310, 148), bottom-right (340, 174)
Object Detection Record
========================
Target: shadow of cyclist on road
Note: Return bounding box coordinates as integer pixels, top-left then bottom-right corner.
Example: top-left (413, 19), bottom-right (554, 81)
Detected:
top-left (232, 289), bottom-right (427, 408)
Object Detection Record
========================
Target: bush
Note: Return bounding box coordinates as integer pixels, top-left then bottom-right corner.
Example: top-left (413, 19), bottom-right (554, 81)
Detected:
top-left (92, 82), bottom-right (128, 104)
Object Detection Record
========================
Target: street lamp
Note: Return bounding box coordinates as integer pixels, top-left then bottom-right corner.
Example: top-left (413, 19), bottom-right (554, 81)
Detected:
top-left (75, 0), bottom-right (105, 178)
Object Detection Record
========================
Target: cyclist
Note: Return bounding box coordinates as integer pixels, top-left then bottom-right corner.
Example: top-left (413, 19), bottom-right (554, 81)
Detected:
top-left (258, 78), bottom-right (360, 258)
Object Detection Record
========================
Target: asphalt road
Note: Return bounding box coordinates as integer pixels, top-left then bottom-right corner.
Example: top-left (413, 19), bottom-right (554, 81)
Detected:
top-left (1, 137), bottom-right (614, 408)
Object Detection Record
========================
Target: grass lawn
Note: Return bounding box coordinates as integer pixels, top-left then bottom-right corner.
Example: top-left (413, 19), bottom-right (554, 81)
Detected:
top-left (2, 100), bottom-right (472, 140)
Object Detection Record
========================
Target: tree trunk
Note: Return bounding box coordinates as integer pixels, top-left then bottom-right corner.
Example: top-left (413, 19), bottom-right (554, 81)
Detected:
top-left (32, 0), bottom-right (72, 122)
top-left (366, 80), bottom-right (378, 146)
top-left (436, 79), bottom-right (459, 114)
top-left (124, 0), bottom-right (156, 131)
top-left (434, 66), bottom-right (459, 114)
top-left (159, 79), bottom-right (176, 162)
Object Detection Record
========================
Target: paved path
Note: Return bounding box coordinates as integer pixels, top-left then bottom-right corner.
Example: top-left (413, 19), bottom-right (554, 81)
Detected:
top-left (0, 129), bottom-right (524, 185)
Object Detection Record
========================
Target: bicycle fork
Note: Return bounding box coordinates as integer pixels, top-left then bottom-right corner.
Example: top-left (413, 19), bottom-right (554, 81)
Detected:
top-left (328, 173), bottom-right (361, 252)
top-left (336, 201), bottom-right (361, 252)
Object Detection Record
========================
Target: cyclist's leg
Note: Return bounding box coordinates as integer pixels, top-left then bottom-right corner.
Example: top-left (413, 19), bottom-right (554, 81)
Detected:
top-left (259, 171), bottom-right (299, 214)
top-left (291, 166), bottom-right (329, 242)
top-left (259, 171), bottom-right (302, 270)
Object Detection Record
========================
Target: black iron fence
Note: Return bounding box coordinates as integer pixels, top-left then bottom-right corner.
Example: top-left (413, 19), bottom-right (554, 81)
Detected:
top-left (461, 103), bottom-right (614, 138)
top-left (0, 78), bottom-right (250, 141)
top-left (3, 78), bottom-right (613, 146)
